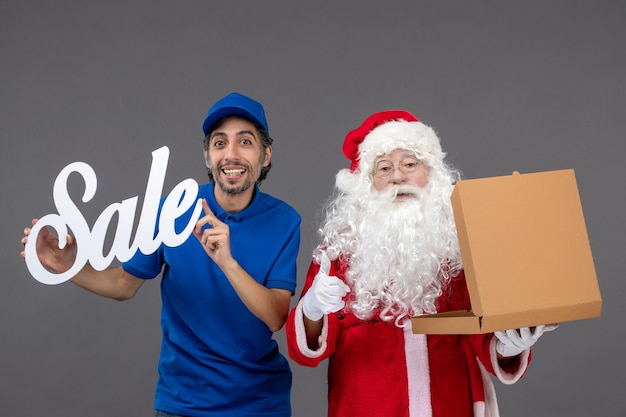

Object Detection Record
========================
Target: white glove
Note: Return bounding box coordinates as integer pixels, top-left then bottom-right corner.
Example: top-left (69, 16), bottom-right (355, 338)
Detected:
top-left (494, 324), bottom-right (558, 357)
top-left (301, 252), bottom-right (351, 321)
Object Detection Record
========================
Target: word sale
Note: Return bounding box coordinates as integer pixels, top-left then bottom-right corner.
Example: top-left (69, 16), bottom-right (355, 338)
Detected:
top-left (24, 146), bottom-right (203, 285)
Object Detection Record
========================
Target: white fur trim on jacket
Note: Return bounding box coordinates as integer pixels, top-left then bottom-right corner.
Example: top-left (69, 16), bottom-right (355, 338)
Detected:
top-left (293, 299), bottom-right (329, 359)
top-left (403, 320), bottom-right (433, 417)
top-left (470, 335), bottom-right (531, 417)
top-left (489, 334), bottom-right (531, 385)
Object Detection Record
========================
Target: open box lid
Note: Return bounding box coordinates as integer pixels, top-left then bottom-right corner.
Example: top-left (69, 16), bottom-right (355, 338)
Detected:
top-left (411, 169), bottom-right (602, 334)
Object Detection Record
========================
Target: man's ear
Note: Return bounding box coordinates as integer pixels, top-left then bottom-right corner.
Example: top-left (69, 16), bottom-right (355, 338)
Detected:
top-left (263, 145), bottom-right (273, 167)
top-left (203, 146), bottom-right (211, 169)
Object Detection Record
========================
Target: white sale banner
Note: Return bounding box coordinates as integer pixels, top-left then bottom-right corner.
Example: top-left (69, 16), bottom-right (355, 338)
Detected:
top-left (24, 146), bottom-right (203, 285)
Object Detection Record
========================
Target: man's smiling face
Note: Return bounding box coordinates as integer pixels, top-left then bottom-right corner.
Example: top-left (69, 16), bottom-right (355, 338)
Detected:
top-left (204, 116), bottom-right (271, 197)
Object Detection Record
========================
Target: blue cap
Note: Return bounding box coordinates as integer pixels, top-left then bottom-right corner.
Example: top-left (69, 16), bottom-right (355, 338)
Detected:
top-left (202, 92), bottom-right (269, 136)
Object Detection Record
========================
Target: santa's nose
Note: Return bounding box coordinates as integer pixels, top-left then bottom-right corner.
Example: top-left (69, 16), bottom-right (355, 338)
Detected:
top-left (388, 168), bottom-right (408, 183)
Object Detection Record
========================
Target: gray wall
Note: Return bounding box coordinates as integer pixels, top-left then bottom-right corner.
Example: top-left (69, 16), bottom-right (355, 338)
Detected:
top-left (2, 1), bottom-right (624, 416)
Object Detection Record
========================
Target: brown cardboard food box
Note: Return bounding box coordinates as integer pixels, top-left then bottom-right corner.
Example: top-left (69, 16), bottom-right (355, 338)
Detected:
top-left (411, 169), bottom-right (602, 334)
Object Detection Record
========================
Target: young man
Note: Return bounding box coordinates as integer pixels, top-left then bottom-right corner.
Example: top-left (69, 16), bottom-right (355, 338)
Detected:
top-left (22, 92), bottom-right (301, 417)
top-left (286, 110), bottom-right (556, 417)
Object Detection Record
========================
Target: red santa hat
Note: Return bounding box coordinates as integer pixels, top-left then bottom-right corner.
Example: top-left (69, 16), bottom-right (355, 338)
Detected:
top-left (341, 109), bottom-right (445, 173)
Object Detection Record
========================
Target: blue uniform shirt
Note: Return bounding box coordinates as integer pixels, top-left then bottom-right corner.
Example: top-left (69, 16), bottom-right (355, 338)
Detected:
top-left (123, 183), bottom-right (301, 417)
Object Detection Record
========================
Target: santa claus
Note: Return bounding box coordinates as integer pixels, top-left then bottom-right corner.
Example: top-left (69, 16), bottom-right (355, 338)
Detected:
top-left (286, 110), bottom-right (555, 417)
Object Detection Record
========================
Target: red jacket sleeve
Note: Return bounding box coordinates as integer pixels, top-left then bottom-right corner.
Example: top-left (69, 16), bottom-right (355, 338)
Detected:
top-left (286, 257), bottom-right (345, 367)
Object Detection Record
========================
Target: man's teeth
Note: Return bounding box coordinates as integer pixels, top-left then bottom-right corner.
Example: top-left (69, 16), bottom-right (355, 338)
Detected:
top-left (223, 168), bottom-right (245, 175)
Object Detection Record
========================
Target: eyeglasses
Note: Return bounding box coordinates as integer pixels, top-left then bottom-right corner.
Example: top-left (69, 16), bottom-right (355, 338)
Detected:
top-left (373, 158), bottom-right (424, 179)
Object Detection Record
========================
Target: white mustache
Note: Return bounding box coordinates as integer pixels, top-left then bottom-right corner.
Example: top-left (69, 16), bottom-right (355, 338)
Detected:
top-left (377, 184), bottom-right (423, 200)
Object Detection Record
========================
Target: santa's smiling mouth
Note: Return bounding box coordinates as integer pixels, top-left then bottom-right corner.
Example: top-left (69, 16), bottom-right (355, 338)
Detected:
top-left (395, 187), bottom-right (418, 197)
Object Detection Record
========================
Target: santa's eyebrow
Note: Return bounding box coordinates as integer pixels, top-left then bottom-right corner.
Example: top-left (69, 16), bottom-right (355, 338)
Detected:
top-left (375, 152), bottom-right (419, 163)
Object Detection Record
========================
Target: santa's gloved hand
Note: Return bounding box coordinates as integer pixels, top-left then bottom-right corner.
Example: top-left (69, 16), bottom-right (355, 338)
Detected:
top-left (301, 252), bottom-right (351, 321)
top-left (494, 324), bottom-right (559, 357)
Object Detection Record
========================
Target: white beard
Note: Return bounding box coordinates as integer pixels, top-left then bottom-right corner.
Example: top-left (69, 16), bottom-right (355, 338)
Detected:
top-left (318, 179), bottom-right (462, 325)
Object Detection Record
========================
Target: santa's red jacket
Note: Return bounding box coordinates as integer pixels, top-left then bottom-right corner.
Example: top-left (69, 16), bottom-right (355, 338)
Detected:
top-left (286, 259), bottom-right (531, 417)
